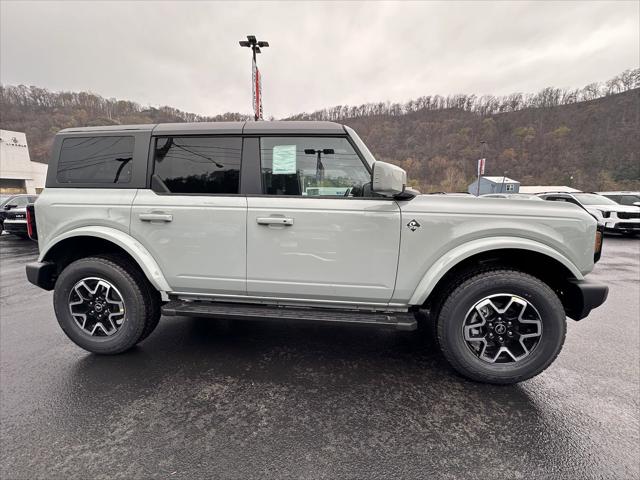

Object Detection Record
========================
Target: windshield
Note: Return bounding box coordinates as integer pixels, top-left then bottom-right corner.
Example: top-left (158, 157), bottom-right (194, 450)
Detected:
top-left (344, 126), bottom-right (377, 166)
top-left (573, 193), bottom-right (618, 206)
top-left (609, 194), bottom-right (640, 206)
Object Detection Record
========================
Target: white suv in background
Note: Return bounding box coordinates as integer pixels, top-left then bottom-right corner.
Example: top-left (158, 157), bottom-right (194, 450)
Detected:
top-left (538, 192), bottom-right (640, 236)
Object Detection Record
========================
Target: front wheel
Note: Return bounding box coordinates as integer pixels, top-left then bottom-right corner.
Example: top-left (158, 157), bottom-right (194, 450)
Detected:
top-left (437, 270), bottom-right (566, 384)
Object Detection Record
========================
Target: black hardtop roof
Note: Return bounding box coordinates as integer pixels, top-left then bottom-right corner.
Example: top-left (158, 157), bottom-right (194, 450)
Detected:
top-left (58, 121), bottom-right (347, 136)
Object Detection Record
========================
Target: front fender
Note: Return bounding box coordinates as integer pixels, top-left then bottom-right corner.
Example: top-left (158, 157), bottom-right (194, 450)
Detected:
top-left (39, 226), bottom-right (172, 297)
top-left (408, 236), bottom-right (584, 305)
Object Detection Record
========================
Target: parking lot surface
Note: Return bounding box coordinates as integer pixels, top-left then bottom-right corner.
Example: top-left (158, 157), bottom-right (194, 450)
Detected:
top-left (1, 234), bottom-right (639, 479)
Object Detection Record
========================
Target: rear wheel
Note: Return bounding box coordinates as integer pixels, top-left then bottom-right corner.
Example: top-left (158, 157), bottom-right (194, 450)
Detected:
top-left (101, 254), bottom-right (161, 343)
top-left (53, 256), bottom-right (159, 354)
top-left (437, 269), bottom-right (566, 384)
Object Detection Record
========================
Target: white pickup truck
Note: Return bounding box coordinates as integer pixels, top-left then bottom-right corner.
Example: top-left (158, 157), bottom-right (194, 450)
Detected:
top-left (26, 121), bottom-right (608, 384)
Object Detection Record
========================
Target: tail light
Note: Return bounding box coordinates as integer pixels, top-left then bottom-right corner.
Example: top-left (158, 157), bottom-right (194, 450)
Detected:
top-left (26, 204), bottom-right (37, 241)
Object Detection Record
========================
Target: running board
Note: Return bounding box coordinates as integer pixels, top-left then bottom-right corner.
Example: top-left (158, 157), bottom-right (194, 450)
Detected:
top-left (161, 300), bottom-right (417, 331)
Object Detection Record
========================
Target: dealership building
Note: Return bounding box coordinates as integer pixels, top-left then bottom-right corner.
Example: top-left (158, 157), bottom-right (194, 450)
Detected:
top-left (0, 129), bottom-right (48, 194)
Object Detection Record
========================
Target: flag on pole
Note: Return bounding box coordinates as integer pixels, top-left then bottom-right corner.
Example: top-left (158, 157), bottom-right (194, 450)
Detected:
top-left (477, 158), bottom-right (486, 176)
top-left (252, 58), bottom-right (263, 120)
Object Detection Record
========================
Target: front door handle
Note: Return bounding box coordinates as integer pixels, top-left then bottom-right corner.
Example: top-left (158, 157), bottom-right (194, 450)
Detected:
top-left (139, 213), bottom-right (173, 223)
top-left (256, 217), bottom-right (294, 226)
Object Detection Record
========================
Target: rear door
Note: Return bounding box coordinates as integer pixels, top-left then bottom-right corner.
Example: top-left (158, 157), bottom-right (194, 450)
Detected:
top-left (246, 136), bottom-right (401, 305)
top-left (131, 135), bottom-right (247, 295)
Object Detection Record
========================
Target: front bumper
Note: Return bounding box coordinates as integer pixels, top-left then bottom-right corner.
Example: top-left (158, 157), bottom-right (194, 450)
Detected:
top-left (565, 279), bottom-right (609, 321)
top-left (26, 261), bottom-right (57, 290)
top-left (603, 221), bottom-right (640, 234)
top-left (3, 219), bottom-right (28, 235)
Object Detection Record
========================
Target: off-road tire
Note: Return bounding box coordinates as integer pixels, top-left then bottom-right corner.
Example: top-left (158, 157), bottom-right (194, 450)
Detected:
top-left (437, 269), bottom-right (566, 384)
top-left (99, 254), bottom-right (162, 342)
top-left (422, 265), bottom-right (508, 348)
top-left (53, 255), bottom-right (158, 354)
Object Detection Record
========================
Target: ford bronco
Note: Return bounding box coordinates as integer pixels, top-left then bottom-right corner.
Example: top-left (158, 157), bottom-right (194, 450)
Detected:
top-left (25, 121), bottom-right (608, 384)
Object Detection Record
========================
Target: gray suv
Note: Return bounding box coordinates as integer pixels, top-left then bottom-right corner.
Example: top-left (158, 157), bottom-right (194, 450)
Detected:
top-left (26, 121), bottom-right (608, 384)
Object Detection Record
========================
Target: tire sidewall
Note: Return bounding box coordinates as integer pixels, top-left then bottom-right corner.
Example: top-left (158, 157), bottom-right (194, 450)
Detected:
top-left (440, 273), bottom-right (566, 382)
top-left (54, 258), bottom-right (146, 354)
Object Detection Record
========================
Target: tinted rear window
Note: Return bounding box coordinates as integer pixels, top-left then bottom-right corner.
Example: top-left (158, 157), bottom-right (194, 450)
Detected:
top-left (152, 136), bottom-right (241, 194)
top-left (57, 136), bottom-right (134, 184)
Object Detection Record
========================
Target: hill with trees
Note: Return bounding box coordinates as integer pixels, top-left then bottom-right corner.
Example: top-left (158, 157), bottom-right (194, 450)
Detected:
top-left (1, 68), bottom-right (638, 192)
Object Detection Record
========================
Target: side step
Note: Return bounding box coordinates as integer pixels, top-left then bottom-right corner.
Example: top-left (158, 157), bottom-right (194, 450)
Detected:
top-left (161, 300), bottom-right (417, 331)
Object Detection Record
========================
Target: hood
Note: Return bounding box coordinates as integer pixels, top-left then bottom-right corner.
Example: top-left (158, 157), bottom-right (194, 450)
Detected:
top-left (400, 194), bottom-right (594, 221)
top-left (583, 204), bottom-right (640, 213)
top-left (6, 206), bottom-right (27, 215)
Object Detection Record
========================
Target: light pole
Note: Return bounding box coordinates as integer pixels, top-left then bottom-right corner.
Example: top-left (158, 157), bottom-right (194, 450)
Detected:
top-left (476, 141), bottom-right (487, 196)
top-left (305, 148), bottom-right (334, 184)
top-left (239, 35), bottom-right (269, 121)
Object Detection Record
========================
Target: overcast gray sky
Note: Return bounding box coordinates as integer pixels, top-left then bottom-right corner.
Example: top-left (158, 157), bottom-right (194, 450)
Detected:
top-left (1, 1), bottom-right (638, 118)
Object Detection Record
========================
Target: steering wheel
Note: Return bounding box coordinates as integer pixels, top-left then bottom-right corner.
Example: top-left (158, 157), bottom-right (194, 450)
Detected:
top-left (343, 187), bottom-right (352, 197)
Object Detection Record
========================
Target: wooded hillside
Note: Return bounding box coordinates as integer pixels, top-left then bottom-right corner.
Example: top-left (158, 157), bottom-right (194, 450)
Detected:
top-left (341, 88), bottom-right (639, 192)
top-left (1, 69), bottom-right (638, 192)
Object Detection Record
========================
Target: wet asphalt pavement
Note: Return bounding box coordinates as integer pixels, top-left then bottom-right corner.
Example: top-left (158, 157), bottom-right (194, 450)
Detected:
top-left (0, 234), bottom-right (638, 479)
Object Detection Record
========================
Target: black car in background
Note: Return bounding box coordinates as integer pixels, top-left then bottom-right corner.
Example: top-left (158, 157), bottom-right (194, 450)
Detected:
top-left (0, 194), bottom-right (38, 238)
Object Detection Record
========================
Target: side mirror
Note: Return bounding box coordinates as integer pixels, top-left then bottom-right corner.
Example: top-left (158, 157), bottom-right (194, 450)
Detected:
top-left (371, 161), bottom-right (407, 197)
top-left (4, 204), bottom-right (17, 210)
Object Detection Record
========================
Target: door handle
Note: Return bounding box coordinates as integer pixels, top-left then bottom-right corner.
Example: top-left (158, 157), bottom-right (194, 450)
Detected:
top-left (256, 217), bottom-right (294, 226)
top-left (139, 213), bottom-right (173, 222)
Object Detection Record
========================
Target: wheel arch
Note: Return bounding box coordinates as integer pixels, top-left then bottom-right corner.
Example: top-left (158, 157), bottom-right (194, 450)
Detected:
top-left (409, 237), bottom-right (584, 313)
top-left (39, 227), bottom-right (171, 299)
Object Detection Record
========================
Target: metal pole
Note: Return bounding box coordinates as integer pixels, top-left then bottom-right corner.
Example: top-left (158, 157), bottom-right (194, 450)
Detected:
top-left (252, 46), bottom-right (258, 121)
top-left (477, 141), bottom-right (486, 196)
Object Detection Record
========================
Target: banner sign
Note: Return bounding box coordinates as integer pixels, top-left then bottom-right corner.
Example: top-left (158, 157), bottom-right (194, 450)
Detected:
top-left (252, 58), bottom-right (263, 120)
top-left (477, 158), bottom-right (486, 176)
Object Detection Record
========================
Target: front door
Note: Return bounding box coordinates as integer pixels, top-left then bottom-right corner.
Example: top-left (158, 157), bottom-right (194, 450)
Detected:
top-left (246, 136), bottom-right (401, 305)
top-left (131, 135), bottom-right (246, 295)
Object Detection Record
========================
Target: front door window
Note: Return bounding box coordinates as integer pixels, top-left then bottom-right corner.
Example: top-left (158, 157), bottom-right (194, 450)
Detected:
top-left (259, 137), bottom-right (371, 197)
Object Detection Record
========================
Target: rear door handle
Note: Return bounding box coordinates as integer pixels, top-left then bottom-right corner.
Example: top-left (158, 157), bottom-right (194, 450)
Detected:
top-left (256, 217), bottom-right (294, 226)
top-left (139, 213), bottom-right (173, 223)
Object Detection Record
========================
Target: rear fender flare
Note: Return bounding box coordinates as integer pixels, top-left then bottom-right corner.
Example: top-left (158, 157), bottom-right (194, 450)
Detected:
top-left (39, 226), bottom-right (171, 299)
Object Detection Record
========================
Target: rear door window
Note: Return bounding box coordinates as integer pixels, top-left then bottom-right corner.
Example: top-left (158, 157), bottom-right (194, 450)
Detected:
top-left (57, 136), bottom-right (134, 184)
top-left (152, 136), bottom-right (242, 194)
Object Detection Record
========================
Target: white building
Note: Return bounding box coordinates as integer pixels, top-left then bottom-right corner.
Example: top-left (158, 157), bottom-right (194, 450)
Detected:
top-left (468, 176), bottom-right (520, 195)
top-left (0, 129), bottom-right (48, 194)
